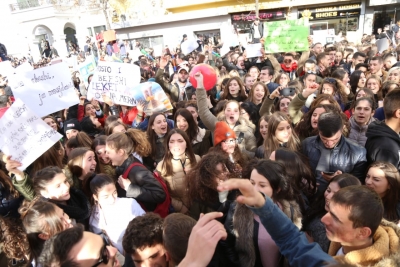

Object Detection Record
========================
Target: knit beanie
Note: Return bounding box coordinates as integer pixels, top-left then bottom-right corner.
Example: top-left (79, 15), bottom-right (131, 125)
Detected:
top-left (214, 121), bottom-right (236, 146)
top-left (64, 118), bottom-right (82, 134)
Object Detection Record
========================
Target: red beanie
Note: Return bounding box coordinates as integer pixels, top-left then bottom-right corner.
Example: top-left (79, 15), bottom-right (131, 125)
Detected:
top-left (214, 121), bottom-right (236, 146)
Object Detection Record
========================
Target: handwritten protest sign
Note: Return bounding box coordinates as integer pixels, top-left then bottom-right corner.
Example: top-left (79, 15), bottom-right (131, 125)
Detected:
top-left (0, 99), bottom-right (62, 170)
top-left (11, 62), bottom-right (79, 117)
top-left (79, 56), bottom-right (96, 87)
top-left (245, 43), bottom-right (262, 58)
top-left (87, 61), bottom-right (141, 104)
top-left (376, 38), bottom-right (389, 53)
top-left (130, 82), bottom-right (173, 114)
top-left (11, 63), bottom-right (78, 116)
top-left (264, 20), bottom-right (309, 53)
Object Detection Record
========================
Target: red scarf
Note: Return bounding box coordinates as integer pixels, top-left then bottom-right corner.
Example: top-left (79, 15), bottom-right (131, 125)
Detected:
top-left (280, 62), bottom-right (298, 72)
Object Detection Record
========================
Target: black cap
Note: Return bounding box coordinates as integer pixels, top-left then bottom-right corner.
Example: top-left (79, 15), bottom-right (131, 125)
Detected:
top-left (64, 118), bottom-right (81, 134)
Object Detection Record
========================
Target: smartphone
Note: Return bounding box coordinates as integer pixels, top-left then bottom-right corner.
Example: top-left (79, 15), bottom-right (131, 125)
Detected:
top-left (323, 171), bottom-right (335, 175)
top-left (237, 132), bottom-right (244, 144)
top-left (280, 87), bottom-right (296, 96)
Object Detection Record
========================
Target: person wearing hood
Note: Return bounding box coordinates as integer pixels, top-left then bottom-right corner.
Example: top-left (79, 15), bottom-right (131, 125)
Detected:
top-left (348, 97), bottom-right (376, 147)
top-left (156, 56), bottom-right (195, 107)
top-left (366, 89), bottom-right (400, 172)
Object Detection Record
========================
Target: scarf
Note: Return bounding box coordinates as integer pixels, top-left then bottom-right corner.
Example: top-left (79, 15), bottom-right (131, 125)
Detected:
top-left (280, 62), bottom-right (298, 72)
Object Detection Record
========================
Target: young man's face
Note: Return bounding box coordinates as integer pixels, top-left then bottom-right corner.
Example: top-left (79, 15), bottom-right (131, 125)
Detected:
top-left (321, 202), bottom-right (360, 246)
top-left (259, 69), bottom-right (272, 83)
top-left (369, 60), bottom-right (382, 74)
top-left (313, 44), bottom-right (323, 55)
top-left (132, 244), bottom-right (167, 267)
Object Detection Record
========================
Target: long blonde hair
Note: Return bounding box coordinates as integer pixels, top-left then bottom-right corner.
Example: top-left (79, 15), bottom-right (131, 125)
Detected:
top-left (263, 112), bottom-right (300, 159)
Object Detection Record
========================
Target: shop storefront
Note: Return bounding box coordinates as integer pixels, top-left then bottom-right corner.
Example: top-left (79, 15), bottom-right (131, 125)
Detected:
top-left (298, 4), bottom-right (362, 35)
top-left (231, 9), bottom-right (286, 34)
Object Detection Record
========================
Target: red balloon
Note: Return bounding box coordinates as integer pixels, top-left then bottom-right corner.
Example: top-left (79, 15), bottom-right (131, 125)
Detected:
top-left (189, 64), bottom-right (217, 91)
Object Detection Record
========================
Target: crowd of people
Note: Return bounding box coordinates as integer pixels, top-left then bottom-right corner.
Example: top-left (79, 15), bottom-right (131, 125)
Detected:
top-left (0, 19), bottom-right (400, 267)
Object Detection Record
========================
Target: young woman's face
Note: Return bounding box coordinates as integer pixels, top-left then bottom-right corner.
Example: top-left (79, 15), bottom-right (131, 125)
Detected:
top-left (279, 75), bottom-right (289, 86)
top-left (324, 181), bottom-right (340, 212)
top-left (388, 69), bottom-right (400, 83)
top-left (311, 107), bottom-right (326, 129)
top-left (176, 115), bottom-right (189, 132)
top-left (304, 74), bottom-right (317, 88)
top-left (253, 85), bottom-right (265, 102)
top-left (186, 107), bottom-right (199, 121)
top-left (353, 100), bottom-right (373, 126)
top-left (322, 83), bottom-right (334, 95)
top-left (220, 138), bottom-right (236, 155)
top-left (44, 118), bottom-right (58, 131)
top-left (259, 119), bottom-right (268, 140)
top-left (229, 80), bottom-right (240, 97)
top-left (357, 73), bottom-right (366, 88)
top-left (365, 167), bottom-right (390, 198)
top-left (367, 78), bottom-right (380, 93)
top-left (279, 98), bottom-right (291, 114)
top-left (85, 104), bottom-right (96, 117)
top-left (168, 133), bottom-right (187, 158)
top-left (112, 124), bottom-right (126, 134)
top-left (41, 173), bottom-right (71, 202)
top-left (250, 169), bottom-right (273, 198)
top-left (95, 183), bottom-right (118, 206)
top-left (275, 120), bottom-right (292, 143)
top-left (335, 52), bottom-right (343, 62)
top-left (342, 73), bottom-right (350, 85)
top-left (249, 68), bottom-right (259, 79)
top-left (55, 206), bottom-right (73, 230)
top-left (151, 114), bottom-right (168, 136)
top-left (81, 151), bottom-right (97, 176)
top-left (224, 102), bottom-right (240, 125)
top-left (66, 129), bottom-right (79, 140)
top-left (95, 145), bottom-right (110, 164)
top-left (105, 143), bottom-right (125, 166)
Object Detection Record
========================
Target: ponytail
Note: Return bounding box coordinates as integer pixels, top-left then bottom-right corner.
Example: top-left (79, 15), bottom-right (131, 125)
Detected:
top-left (106, 128), bottom-right (151, 157)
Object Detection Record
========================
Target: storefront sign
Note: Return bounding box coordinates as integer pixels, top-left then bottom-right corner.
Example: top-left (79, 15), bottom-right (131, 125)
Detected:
top-left (231, 10), bottom-right (285, 22)
top-left (299, 4), bottom-right (361, 20)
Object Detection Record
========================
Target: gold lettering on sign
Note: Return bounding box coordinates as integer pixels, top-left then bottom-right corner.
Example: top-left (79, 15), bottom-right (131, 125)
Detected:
top-left (315, 4), bottom-right (360, 12)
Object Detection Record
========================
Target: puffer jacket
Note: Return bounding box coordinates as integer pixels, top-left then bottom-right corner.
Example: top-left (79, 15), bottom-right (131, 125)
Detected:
top-left (0, 182), bottom-right (22, 218)
top-left (116, 155), bottom-right (166, 211)
top-left (348, 116), bottom-right (375, 147)
top-left (302, 135), bottom-right (367, 188)
top-left (196, 87), bottom-right (257, 156)
top-left (329, 219), bottom-right (400, 267)
top-left (156, 155), bottom-right (201, 214)
top-left (224, 200), bottom-right (302, 267)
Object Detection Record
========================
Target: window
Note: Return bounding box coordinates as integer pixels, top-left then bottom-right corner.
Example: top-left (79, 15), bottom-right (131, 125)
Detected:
top-left (94, 25), bottom-right (107, 34)
top-left (87, 27), bottom-right (94, 37)
top-left (129, 36), bottom-right (164, 49)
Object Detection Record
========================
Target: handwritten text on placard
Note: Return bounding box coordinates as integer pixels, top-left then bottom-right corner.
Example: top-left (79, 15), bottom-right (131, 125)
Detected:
top-left (264, 20), bottom-right (309, 53)
top-left (12, 62), bottom-right (79, 117)
top-left (87, 61), bottom-right (141, 105)
top-left (0, 99), bottom-right (62, 171)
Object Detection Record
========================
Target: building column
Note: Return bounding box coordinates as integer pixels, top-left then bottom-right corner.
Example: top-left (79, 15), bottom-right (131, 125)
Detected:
top-left (363, 6), bottom-right (375, 35)
top-left (52, 33), bottom-right (68, 58)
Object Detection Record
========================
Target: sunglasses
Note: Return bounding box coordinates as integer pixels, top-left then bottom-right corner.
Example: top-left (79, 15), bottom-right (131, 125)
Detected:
top-left (92, 236), bottom-right (110, 267)
top-left (283, 59), bottom-right (292, 63)
top-left (325, 78), bottom-right (337, 85)
top-left (306, 70), bottom-right (317, 74)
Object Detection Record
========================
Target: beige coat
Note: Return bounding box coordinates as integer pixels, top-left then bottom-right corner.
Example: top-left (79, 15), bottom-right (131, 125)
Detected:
top-left (156, 155), bottom-right (201, 214)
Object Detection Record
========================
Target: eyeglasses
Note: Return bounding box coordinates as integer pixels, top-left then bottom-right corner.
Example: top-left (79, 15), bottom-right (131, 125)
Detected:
top-left (92, 236), bottom-right (110, 267)
top-left (223, 139), bottom-right (237, 144)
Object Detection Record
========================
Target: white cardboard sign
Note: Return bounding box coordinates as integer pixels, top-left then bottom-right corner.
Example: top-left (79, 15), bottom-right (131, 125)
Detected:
top-left (12, 62), bottom-right (79, 117)
top-left (87, 61), bottom-right (141, 105)
top-left (181, 39), bottom-right (199, 55)
top-left (245, 43), bottom-right (262, 58)
top-left (0, 99), bottom-right (62, 170)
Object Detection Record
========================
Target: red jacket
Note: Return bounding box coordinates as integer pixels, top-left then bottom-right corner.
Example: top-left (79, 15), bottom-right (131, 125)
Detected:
top-left (120, 107), bottom-right (139, 126)
top-left (0, 107), bottom-right (8, 119)
top-left (78, 105), bottom-right (105, 126)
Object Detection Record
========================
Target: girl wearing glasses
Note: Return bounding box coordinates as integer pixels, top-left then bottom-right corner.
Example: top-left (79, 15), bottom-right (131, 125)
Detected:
top-left (156, 129), bottom-right (201, 214)
top-left (255, 112), bottom-right (300, 159)
top-left (195, 73), bottom-right (257, 157)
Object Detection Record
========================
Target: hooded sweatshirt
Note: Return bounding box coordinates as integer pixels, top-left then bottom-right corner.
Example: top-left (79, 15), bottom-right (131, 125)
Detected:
top-left (365, 121), bottom-right (400, 171)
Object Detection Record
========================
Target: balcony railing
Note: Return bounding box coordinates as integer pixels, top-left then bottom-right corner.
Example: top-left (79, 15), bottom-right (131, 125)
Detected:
top-left (9, 0), bottom-right (84, 12)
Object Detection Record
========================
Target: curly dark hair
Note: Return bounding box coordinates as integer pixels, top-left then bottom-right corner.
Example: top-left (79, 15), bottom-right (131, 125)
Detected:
top-left (122, 213), bottom-right (163, 256)
top-left (0, 217), bottom-right (30, 264)
top-left (186, 152), bottom-right (236, 205)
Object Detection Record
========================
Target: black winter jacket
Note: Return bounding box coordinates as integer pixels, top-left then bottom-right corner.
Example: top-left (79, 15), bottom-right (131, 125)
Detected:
top-left (365, 121), bottom-right (400, 172)
top-left (116, 155), bottom-right (166, 211)
top-left (302, 135), bottom-right (367, 187)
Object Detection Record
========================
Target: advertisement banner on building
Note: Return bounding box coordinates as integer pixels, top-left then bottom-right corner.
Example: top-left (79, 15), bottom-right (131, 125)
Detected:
top-left (298, 4), bottom-right (361, 21)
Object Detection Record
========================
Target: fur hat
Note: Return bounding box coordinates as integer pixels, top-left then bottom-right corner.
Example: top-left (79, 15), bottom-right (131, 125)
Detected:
top-left (214, 121), bottom-right (236, 146)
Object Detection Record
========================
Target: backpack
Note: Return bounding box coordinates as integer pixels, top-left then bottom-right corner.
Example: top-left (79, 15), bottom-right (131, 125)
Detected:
top-left (122, 162), bottom-right (171, 218)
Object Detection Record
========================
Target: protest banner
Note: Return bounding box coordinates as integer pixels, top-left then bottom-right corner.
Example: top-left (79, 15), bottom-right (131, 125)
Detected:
top-left (181, 39), bottom-right (199, 55)
top-left (153, 44), bottom-right (163, 57)
top-left (130, 82), bottom-right (173, 114)
top-left (16, 62), bottom-right (33, 73)
top-left (264, 20), bottom-right (309, 53)
top-left (376, 38), bottom-right (389, 53)
top-left (0, 99), bottom-right (62, 171)
top-left (12, 62), bottom-right (79, 117)
top-left (79, 55), bottom-right (96, 87)
top-left (87, 61), bottom-right (141, 104)
top-left (245, 43), bottom-right (262, 58)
